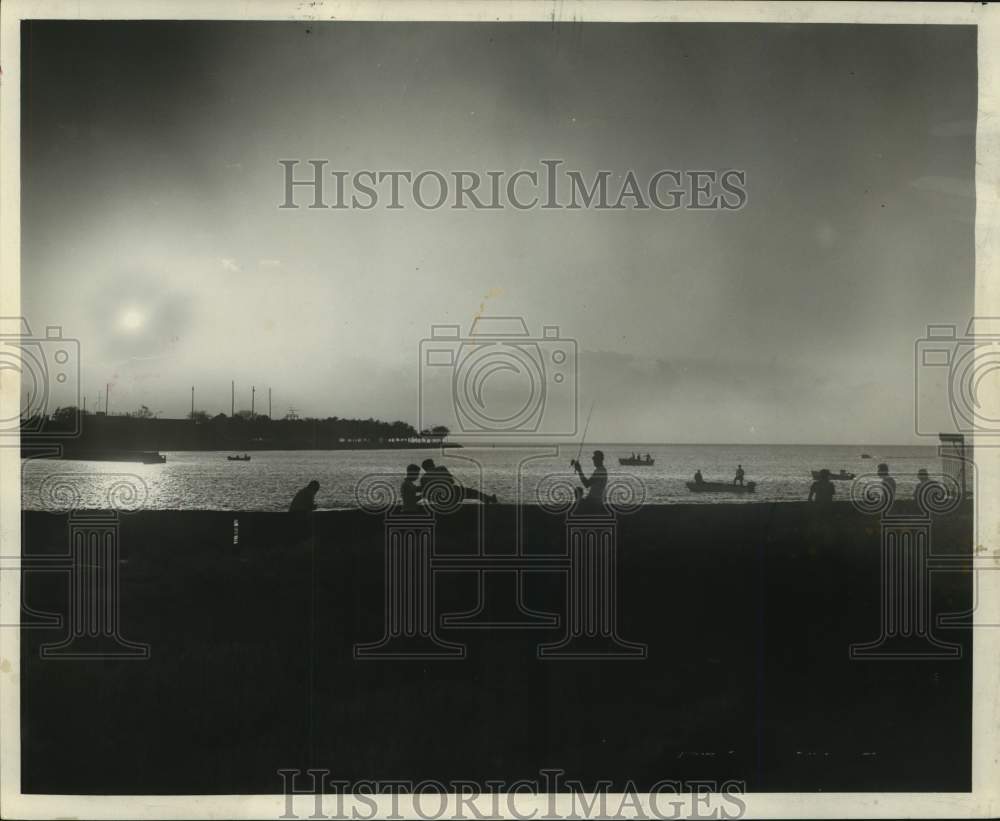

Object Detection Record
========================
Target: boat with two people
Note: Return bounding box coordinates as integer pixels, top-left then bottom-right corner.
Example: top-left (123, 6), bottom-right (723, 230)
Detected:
top-left (686, 469), bottom-right (756, 494)
top-left (619, 452), bottom-right (655, 467)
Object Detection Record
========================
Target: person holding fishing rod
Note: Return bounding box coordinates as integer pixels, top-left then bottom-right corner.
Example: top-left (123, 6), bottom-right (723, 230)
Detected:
top-left (571, 449), bottom-right (608, 508)
top-left (569, 401), bottom-right (606, 509)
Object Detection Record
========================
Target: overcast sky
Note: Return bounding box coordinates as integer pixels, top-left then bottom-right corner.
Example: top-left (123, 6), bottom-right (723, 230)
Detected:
top-left (21, 21), bottom-right (976, 443)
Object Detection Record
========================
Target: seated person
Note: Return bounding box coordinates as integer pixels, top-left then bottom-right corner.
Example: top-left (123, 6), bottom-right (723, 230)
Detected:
top-left (400, 464), bottom-right (423, 512)
top-left (420, 459), bottom-right (497, 505)
top-left (289, 480), bottom-right (320, 512)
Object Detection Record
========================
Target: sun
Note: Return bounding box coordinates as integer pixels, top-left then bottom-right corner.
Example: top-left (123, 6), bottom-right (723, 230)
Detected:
top-left (119, 308), bottom-right (146, 332)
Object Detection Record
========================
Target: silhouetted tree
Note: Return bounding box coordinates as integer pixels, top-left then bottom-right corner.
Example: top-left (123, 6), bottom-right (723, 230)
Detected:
top-left (49, 406), bottom-right (80, 427)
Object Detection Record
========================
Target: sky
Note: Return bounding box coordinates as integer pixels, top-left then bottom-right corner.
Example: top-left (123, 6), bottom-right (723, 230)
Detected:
top-left (20, 21), bottom-right (976, 443)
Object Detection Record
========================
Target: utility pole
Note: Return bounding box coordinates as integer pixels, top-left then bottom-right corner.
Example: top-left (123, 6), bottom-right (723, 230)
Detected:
top-left (191, 386), bottom-right (195, 418)
top-left (105, 384), bottom-right (110, 416)
top-left (231, 381), bottom-right (235, 417)
top-left (251, 386), bottom-right (256, 417)
top-left (268, 388), bottom-right (272, 419)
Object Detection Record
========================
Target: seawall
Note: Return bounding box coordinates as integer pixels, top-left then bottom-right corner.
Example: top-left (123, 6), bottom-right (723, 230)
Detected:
top-left (20, 501), bottom-right (973, 794)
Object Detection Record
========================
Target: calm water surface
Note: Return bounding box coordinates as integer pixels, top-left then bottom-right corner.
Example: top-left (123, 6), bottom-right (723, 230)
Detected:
top-left (21, 444), bottom-right (944, 511)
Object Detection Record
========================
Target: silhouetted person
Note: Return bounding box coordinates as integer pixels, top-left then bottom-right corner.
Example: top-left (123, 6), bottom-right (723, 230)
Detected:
top-left (809, 468), bottom-right (835, 506)
top-left (733, 464), bottom-right (745, 486)
top-left (914, 467), bottom-right (940, 502)
top-left (877, 462), bottom-right (897, 500)
top-left (572, 449), bottom-right (608, 508)
top-left (694, 469), bottom-right (704, 485)
top-left (401, 463), bottom-right (423, 512)
top-left (289, 480), bottom-right (320, 512)
top-left (420, 458), bottom-right (497, 505)
top-left (288, 479), bottom-right (320, 544)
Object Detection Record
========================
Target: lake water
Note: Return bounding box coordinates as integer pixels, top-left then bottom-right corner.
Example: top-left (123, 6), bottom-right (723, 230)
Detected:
top-left (21, 444), bottom-right (946, 511)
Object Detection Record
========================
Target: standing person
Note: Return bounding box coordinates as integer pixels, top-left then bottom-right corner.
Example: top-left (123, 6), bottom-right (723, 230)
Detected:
top-left (288, 480), bottom-right (320, 544)
top-left (807, 469), bottom-right (837, 551)
top-left (572, 449), bottom-right (608, 508)
top-left (420, 458), bottom-right (497, 505)
top-left (808, 469), bottom-right (836, 506)
top-left (734, 464), bottom-right (745, 486)
top-left (913, 467), bottom-right (938, 501)
top-left (694, 469), bottom-right (704, 485)
top-left (877, 463), bottom-right (897, 500)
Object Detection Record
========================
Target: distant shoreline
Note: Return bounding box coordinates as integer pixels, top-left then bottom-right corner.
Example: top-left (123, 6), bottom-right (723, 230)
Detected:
top-left (24, 442), bottom-right (464, 459)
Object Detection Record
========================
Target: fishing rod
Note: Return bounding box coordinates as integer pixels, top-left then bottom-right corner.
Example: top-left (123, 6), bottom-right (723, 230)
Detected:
top-left (571, 400), bottom-right (596, 469)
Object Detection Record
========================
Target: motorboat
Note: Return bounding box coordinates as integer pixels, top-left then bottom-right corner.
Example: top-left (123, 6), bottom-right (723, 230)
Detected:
top-left (619, 456), bottom-right (655, 466)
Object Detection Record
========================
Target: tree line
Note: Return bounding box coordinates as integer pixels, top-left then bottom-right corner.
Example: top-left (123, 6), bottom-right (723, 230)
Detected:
top-left (23, 407), bottom-right (452, 450)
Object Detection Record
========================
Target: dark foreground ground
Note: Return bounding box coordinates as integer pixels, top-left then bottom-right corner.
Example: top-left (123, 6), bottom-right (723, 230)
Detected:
top-left (21, 501), bottom-right (972, 794)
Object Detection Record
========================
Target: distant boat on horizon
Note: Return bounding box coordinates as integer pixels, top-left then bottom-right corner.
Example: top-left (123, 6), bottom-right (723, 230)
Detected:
top-left (227, 454), bottom-right (251, 462)
top-left (619, 455), bottom-right (655, 466)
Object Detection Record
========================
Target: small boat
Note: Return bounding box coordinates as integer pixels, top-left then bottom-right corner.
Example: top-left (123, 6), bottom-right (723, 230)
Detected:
top-left (619, 456), bottom-right (655, 466)
top-left (812, 470), bottom-right (855, 481)
top-left (861, 453), bottom-right (872, 459)
top-left (686, 481), bottom-right (756, 494)
top-left (227, 454), bottom-right (251, 462)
